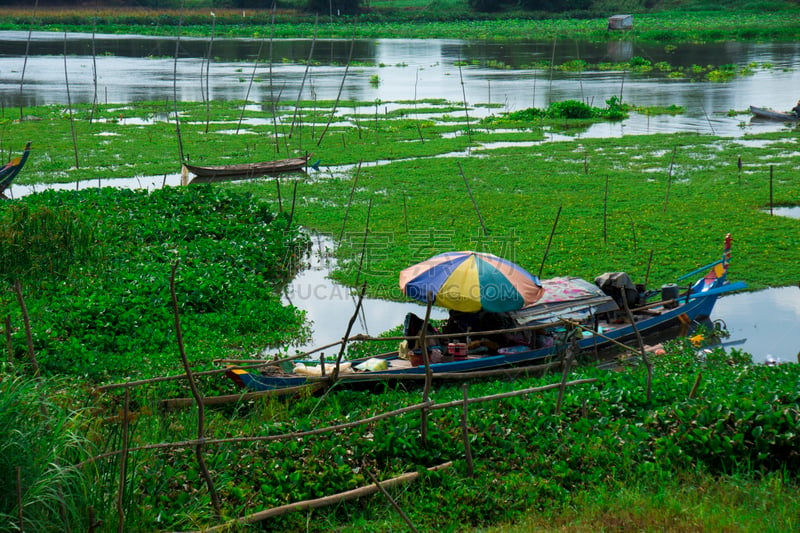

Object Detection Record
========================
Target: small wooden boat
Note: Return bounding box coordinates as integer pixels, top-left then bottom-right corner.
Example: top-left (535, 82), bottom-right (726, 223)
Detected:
top-left (182, 155), bottom-right (310, 185)
top-left (228, 234), bottom-right (745, 393)
top-left (0, 141), bottom-right (32, 199)
top-left (749, 106), bottom-right (800, 122)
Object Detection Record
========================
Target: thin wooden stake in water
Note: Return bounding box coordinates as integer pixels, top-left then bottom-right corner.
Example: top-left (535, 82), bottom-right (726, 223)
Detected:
top-left (203, 11), bottom-right (216, 134)
top-left (769, 165), bottom-right (774, 215)
top-left (90, 13), bottom-right (98, 123)
top-left (644, 249), bottom-right (654, 288)
top-left (603, 175), bottom-right (609, 244)
top-left (548, 37), bottom-right (556, 104)
top-left (319, 18), bottom-right (357, 146)
top-left (457, 55), bottom-right (472, 142)
top-left (403, 196), bottom-right (408, 233)
top-left (333, 282), bottom-right (367, 381)
top-left (458, 162), bottom-right (487, 236)
top-left (662, 146), bottom-right (677, 212)
top-left (172, 3), bottom-right (186, 162)
top-left (538, 205), bottom-right (562, 278)
top-left (64, 32), bottom-right (80, 169)
top-left (236, 39), bottom-right (264, 135)
top-left (737, 155), bottom-right (742, 185)
top-left (19, 0), bottom-right (38, 122)
top-left (289, 15), bottom-right (318, 138)
top-left (338, 160), bottom-right (362, 242)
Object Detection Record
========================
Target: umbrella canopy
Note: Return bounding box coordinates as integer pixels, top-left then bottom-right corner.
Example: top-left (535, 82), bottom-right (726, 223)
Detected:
top-left (399, 251), bottom-right (544, 313)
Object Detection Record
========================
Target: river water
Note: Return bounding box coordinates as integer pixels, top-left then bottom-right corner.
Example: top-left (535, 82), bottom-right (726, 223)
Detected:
top-left (3, 31), bottom-right (799, 363)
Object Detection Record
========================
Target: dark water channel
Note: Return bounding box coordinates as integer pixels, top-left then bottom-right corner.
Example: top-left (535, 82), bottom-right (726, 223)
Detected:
top-left (4, 32), bottom-right (799, 363)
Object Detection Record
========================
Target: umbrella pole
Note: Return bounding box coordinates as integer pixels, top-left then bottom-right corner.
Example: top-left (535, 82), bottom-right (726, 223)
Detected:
top-left (419, 294), bottom-right (434, 445)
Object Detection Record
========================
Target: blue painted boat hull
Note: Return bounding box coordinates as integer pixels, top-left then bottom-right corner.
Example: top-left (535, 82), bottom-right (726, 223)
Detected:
top-left (229, 234), bottom-right (743, 393)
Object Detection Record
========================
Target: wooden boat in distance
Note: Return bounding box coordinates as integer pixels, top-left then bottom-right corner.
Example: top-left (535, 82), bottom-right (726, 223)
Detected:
top-left (0, 141), bottom-right (32, 199)
top-left (181, 155), bottom-right (310, 185)
top-left (749, 106), bottom-right (800, 122)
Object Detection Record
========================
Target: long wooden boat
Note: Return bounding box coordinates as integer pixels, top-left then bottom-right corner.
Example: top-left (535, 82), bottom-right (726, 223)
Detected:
top-left (181, 155), bottom-right (310, 184)
top-left (0, 141), bottom-right (32, 199)
top-left (227, 234), bottom-right (744, 393)
top-left (749, 106), bottom-right (800, 122)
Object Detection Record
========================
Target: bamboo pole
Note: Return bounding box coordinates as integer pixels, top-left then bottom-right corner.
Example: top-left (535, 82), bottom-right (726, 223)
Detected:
top-left (160, 383), bottom-right (325, 410)
top-left (172, 2), bottom-right (186, 162)
top-left (689, 372), bottom-right (702, 399)
top-left (236, 39), bottom-right (264, 135)
top-left (169, 262), bottom-right (221, 516)
top-left (89, 13), bottom-right (98, 123)
top-left (555, 327), bottom-right (577, 416)
top-left (99, 320), bottom-right (561, 393)
top-left (769, 164), bottom-right (774, 215)
top-left (662, 146), bottom-right (677, 212)
top-left (203, 11), bottom-right (216, 134)
top-left (83, 378), bottom-right (598, 468)
top-left (289, 15), bottom-right (317, 138)
top-left (419, 295), bottom-right (434, 445)
top-left (13, 280), bottom-right (38, 376)
top-left (364, 466), bottom-right (420, 532)
top-left (116, 388), bottom-right (130, 533)
top-left (318, 19), bottom-right (357, 146)
top-left (458, 162), bottom-right (488, 236)
top-left (19, 0), bottom-right (38, 122)
top-left (538, 205), bottom-right (562, 278)
top-left (190, 462), bottom-right (452, 533)
top-left (338, 160), bottom-right (362, 242)
top-left (461, 384), bottom-right (474, 477)
top-left (603, 176), bottom-right (609, 244)
top-left (621, 288), bottom-right (652, 403)
top-left (16, 466), bottom-right (22, 532)
top-left (457, 56), bottom-right (472, 142)
top-left (4, 315), bottom-right (12, 363)
top-left (63, 31), bottom-right (79, 169)
top-left (333, 282), bottom-right (368, 381)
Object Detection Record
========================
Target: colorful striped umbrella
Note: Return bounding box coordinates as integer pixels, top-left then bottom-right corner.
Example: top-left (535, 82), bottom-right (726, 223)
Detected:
top-left (399, 251), bottom-right (544, 313)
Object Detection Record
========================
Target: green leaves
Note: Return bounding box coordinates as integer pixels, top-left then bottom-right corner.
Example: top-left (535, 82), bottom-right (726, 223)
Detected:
top-left (1, 186), bottom-right (310, 380)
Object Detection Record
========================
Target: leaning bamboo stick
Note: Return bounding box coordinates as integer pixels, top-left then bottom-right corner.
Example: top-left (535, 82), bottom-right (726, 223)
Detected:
top-left (160, 383), bottom-right (325, 410)
top-left (169, 262), bottom-right (221, 516)
top-left (82, 377), bottom-right (598, 469)
top-left (188, 462), bottom-right (453, 532)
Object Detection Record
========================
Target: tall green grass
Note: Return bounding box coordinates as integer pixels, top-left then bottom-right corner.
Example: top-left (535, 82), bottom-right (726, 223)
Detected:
top-left (0, 373), bottom-right (94, 532)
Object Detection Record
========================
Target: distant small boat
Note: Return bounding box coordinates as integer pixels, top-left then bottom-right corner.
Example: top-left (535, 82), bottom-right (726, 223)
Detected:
top-left (181, 155), bottom-right (310, 185)
top-left (0, 141), bottom-right (32, 199)
top-left (749, 106), bottom-right (800, 122)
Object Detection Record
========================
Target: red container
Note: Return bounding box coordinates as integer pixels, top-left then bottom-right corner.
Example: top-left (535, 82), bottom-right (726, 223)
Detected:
top-left (448, 342), bottom-right (468, 358)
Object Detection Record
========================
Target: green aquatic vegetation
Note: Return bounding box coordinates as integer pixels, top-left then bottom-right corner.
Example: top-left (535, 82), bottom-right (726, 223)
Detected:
top-left (1, 186), bottom-right (310, 380)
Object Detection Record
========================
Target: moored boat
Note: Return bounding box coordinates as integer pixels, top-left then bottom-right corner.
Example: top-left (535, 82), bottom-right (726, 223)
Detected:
top-left (749, 106), bottom-right (800, 122)
top-left (181, 155), bottom-right (310, 184)
top-left (0, 141), bottom-right (32, 199)
top-left (227, 234), bottom-right (744, 393)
